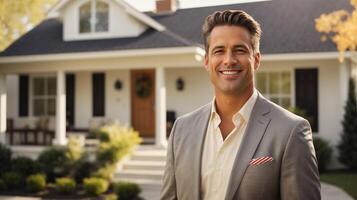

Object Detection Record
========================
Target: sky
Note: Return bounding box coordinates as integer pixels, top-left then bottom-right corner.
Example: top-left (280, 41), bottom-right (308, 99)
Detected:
top-left (123, 0), bottom-right (268, 11)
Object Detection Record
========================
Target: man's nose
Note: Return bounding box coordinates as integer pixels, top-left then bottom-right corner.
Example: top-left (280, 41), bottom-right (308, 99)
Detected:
top-left (223, 52), bottom-right (237, 66)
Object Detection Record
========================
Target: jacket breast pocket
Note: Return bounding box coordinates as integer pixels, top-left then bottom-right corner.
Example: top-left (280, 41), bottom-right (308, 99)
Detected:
top-left (237, 161), bottom-right (279, 200)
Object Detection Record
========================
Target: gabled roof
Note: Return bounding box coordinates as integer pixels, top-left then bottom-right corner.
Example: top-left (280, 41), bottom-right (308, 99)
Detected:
top-left (0, 0), bottom-right (353, 57)
top-left (48, 0), bottom-right (165, 31)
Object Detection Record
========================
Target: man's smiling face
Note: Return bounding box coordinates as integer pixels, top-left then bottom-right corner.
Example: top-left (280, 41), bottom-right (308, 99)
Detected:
top-left (204, 25), bottom-right (261, 96)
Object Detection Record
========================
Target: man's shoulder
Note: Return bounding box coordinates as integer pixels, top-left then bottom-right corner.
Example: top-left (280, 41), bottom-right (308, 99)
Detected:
top-left (259, 94), bottom-right (307, 125)
top-left (175, 102), bottom-right (211, 125)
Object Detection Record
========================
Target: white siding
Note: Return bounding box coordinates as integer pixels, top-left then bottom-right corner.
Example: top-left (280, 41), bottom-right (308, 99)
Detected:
top-left (166, 67), bottom-right (213, 117)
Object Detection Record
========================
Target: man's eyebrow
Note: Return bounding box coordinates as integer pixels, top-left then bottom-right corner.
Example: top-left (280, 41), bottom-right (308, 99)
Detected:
top-left (233, 44), bottom-right (249, 49)
top-left (211, 45), bottom-right (225, 51)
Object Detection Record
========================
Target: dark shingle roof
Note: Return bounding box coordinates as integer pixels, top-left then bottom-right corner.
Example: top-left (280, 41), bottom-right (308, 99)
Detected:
top-left (0, 0), bottom-right (352, 57)
top-left (151, 0), bottom-right (352, 54)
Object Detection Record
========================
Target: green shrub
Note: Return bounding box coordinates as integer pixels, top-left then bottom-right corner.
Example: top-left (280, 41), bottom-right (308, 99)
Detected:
top-left (26, 174), bottom-right (46, 193)
top-left (97, 123), bottom-right (141, 165)
top-left (114, 182), bottom-right (141, 200)
top-left (55, 177), bottom-right (76, 195)
top-left (313, 136), bottom-right (333, 173)
top-left (37, 148), bottom-right (71, 182)
top-left (338, 78), bottom-right (357, 170)
top-left (0, 179), bottom-right (6, 191)
top-left (92, 164), bottom-right (116, 181)
top-left (2, 171), bottom-right (22, 189)
top-left (65, 136), bottom-right (84, 162)
top-left (73, 160), bottom-right (97, 184)
top-left (0, 144), bottom-right (12, 175)
top-left (104, 193), bottom-right (118, 200)
top-left (83, 177), bottom-right (109, 196)
top-left (97, 145), bottom-right (125, 164)
top-left (11, 157), bottom-right (41, 177)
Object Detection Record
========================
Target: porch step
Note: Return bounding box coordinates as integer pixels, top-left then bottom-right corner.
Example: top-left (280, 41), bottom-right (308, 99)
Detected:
top-left (115, 169), bottom-right (164, 181)
top-left (123, 160), bottom-right (166, 171)
top-left (115, 145), bottom-right (167, 199)
top-left (131, 151), bottom-right (166, 162)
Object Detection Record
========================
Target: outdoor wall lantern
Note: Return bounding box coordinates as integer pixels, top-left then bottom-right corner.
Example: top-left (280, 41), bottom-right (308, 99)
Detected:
top-left (176, 77), bottom-right (184, 91)
top-left (114, 80), bottom-right (123, 90)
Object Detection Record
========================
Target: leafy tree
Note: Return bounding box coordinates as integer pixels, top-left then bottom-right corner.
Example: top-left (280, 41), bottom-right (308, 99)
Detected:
top-left (315, 0), bottom-right (357, 62)
top-left (0, 0), bottom-right (57, 51)
top-left (338, 78), bottom-right (357, 170)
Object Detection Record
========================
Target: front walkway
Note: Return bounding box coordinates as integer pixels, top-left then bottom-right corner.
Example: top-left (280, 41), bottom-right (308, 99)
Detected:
top-left (0, 182), bottom-right (353, 200)
top-left (321, 182), bottom-right (354, 200)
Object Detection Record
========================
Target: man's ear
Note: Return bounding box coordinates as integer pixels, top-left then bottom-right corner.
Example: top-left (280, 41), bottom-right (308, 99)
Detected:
top-left (204, 54), bottom-right (209, 71)
top-left (254, 52), bottom-right (261, 71)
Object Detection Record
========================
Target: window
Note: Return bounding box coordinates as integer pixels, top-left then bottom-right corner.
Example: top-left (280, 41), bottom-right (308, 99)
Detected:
top-left (256, 71), bottom-right (292, 108)
top-left (79, 0), bottom-right (109, 33)
top-left (32, 77), bottom-right (56, 116)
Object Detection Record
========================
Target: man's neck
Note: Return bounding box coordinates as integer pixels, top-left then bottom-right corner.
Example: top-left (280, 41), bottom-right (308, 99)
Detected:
top-left (214, 88), bottom-right (254, 120)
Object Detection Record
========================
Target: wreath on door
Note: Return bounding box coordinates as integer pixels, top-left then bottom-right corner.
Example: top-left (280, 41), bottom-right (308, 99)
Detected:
top-left (135, 75), bottom-right (152, 98)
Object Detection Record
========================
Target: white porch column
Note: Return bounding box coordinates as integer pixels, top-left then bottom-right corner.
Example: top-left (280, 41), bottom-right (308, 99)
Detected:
top-left (53, 70), bottom-right (67, 146)
top-left (0, 74), bottom-right (6, 144)
top-left (155, 66), bottom-right (167, 148)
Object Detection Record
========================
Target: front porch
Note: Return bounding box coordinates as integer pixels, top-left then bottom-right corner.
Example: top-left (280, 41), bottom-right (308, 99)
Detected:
top-left (0, 47), bottom-right (206, 147)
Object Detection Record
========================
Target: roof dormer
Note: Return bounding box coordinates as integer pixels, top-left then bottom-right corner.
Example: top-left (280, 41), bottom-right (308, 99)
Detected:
top-left (49, 0), bottom-right (165, 41)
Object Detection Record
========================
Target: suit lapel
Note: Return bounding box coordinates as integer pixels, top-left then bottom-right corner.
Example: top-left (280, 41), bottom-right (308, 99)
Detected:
top-left (191, 103), bottom-right (211, 200)
top-left (225, 94), bottom-right (271, 200)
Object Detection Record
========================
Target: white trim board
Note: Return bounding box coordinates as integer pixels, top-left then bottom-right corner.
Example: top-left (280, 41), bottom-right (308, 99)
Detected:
top-left (0, 47), bottom-right (204, 64)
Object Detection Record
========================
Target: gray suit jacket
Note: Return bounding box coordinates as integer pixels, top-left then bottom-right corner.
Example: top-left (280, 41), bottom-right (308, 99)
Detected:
top-left (161, 93), bottom-right (321, 200)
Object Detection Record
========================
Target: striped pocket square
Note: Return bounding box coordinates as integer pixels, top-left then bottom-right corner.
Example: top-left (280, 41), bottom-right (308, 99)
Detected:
top-left (249, 156), bottom-right (274, 166)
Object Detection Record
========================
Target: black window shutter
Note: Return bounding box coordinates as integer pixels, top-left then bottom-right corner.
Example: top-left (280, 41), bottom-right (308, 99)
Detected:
top-left (92, 73), bottom-right (105, 116)
top-left (66, 74), bottom-right (75, 128)
top-left (295, 68), bottom-right (318, 132)
top-left (19, 75), bottom-right (29, 117)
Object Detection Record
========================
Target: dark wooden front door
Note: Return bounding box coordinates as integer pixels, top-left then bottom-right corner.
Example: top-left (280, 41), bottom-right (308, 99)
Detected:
top-left (131, 69), bottom-right (155, 138)
top-left (295, 68), bottom-right (318, 132)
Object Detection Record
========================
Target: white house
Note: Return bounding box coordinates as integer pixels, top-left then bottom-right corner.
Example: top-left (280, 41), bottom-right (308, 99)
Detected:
top-left (0, 0), bottom-right (356, 167)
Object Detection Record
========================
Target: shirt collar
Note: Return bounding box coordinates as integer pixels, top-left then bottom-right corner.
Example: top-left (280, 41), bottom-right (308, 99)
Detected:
top-left (210, 89), bottom-right (258, 126)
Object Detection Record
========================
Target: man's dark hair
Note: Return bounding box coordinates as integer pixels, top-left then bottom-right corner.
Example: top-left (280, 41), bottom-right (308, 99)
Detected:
top-left (202, 10), bottom-right (262, 53)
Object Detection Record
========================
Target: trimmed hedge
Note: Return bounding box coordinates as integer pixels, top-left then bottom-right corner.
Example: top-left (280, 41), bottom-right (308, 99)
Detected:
top-left (114, 182), bottom-right (141, 200)
top-left (313, 136), bottom-right (332, 173)
top-left (26, 174), bottom-right (46, 193)
top-left (2, 171), bottom-right (22, 189)
top-left (83, 177), bottom-right (109, 196)
top-left (55, 177), bottom-right (76, 195)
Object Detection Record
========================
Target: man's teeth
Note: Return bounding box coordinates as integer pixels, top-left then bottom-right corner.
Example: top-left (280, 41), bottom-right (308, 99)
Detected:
top-left (221, 71), bottom-right (240, 75)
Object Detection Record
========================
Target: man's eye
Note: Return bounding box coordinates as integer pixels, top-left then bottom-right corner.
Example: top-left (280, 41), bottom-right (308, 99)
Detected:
top-left (213, 50), bottom-right (223, 54)
top-left (235, 48), bottom-right (246, 53)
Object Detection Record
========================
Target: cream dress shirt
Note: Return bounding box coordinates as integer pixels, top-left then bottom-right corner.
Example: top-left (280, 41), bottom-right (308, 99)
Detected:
top-left (201, 90), bottom-right (258, 200)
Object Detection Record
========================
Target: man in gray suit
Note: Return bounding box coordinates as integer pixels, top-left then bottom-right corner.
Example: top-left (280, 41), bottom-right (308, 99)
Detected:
top-left (161, 10), bottom-right (320, 200)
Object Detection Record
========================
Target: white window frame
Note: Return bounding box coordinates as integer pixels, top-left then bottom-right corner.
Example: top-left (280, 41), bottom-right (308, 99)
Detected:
top-left (78, 0), bottom-right (110, 34)
top-left (255, 69), bottom-right (295, 108)
top-left (30, 74), bottom-right (57, 117)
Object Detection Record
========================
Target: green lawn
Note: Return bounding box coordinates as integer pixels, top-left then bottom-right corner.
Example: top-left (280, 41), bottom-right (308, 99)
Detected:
top-left (320, 171), bottom-right (357, 199)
